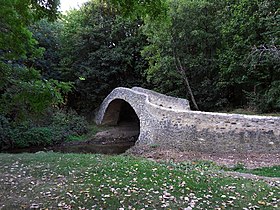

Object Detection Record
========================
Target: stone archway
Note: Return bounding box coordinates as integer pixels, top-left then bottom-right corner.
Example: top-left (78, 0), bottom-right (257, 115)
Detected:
top-left (100, 99), bottom-right (140, 146)
top-left (101, 99), bottom-right (139, 127)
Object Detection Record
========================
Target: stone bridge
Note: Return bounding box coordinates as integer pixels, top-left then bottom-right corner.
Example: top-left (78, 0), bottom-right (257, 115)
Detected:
top-left (95, 87), bottom-right (280, 153)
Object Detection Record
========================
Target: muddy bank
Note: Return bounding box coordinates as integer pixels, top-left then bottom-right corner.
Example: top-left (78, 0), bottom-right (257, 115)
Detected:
top-left (2, 124), bottom-right (140, 155)
top-left (3, 122), bottom-right (279, 169)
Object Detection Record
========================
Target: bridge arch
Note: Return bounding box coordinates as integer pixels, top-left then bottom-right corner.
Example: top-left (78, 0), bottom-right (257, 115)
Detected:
top-left (101, 99), bottom-right (140, 127)
top-left (95, 87), bottom-right (146, 127)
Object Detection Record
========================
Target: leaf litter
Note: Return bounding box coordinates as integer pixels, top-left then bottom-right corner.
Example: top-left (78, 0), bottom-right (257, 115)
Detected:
top-left (0, 152), bottom-right (279, 209)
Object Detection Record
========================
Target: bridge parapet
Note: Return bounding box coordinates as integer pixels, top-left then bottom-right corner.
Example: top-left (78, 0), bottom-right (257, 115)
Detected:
top-left (132, 87), bottom-right (190, 111)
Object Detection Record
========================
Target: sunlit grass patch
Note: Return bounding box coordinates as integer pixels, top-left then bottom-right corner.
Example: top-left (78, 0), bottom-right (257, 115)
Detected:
top-left (65, 123), bottom-right (107, 142)
top-left (230, 164), bottom-right (280, 178)
top-left (0, 153), bottom-right (279, 209)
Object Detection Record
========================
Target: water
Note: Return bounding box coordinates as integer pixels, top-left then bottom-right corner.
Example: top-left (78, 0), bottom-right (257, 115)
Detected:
top-left (52, 142), bottom-right (135, 154)
top-left (2, 141), bottom-right (136, 155)
top-left (2, 124), bottom-right (139, 155)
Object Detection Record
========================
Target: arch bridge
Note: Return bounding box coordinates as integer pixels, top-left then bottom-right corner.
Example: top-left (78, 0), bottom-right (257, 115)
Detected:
top-left (95, 87), bottom-right (280, 154)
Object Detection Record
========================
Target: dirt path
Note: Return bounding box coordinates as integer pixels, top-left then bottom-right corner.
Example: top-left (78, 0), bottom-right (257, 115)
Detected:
top-left (220, 171), bottom-right (280, 186)
top-left (92, 123), bottom-right (140, 144)
top-left (127, 146), bottom-right (280, 169)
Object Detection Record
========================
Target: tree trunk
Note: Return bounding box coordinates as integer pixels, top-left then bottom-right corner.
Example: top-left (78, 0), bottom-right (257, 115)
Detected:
top-left (170, 30), bottom-right (199, 110)
top-left (172, 47), bottom-right (200, 110)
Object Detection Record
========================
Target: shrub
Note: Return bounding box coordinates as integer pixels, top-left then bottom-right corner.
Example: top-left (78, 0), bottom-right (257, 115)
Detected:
top-left (50, 109), bottom-right (89, 143)
top-left (52, 110), bottom-right (88, 134)
top-left (0, 115), bottom-right (13, 150)
top-left (10, 120), bottom-right (54, 148)
top-left (0, 109), bottom-right (89, 150)
top-left (246, 81), bottom-right (280, 113)
top-left (12, 126), bottom-right (54, 148)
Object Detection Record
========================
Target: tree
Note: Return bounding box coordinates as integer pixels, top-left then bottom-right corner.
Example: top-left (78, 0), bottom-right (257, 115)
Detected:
top-left (59, 1), bottom-right (148, 113)
top-left (0, 0), bottom-right (60, 59)
top-left (218, 0), bottom-right (280, 112)
top-left (142, 0), bottom-right (225, 110)
top-left (0, 63), bottom-right (72, 119)
top-left (0, 0), bottom-right (72, 120)
top-left (142, 0), bottom-right (279, 112)
top-left (29, 19), bottom-right (63, 79)
top-left (102, 0), bottom-right (168, 19)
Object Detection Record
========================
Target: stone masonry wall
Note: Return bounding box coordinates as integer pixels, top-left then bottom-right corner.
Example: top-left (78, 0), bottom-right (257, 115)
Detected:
top-left (131, 87), bottom-right (190, 111)
top-left (95, 87), bottom-right (280, 154)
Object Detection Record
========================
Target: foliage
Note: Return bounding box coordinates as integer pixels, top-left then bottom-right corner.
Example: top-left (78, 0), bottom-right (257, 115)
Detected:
top-left (59, 1), bottom-right (148, 113)
top-left (0, 115), bottom-right (13, 149)
top-left (142, 0), bottom-right (279, 112)
top-left (0, 62), bottom-right (72, 120)
top-left (103, 0), bottom-right (168, 19)
top-left (50, 110), bottom-right (89, 143)
top-left (28, 19), bottom-right (63, 79)
top-left (1, 0), bottom-right (279, 152)
top-left (246, 81), bottom-right (280, 112)
top-left (65, 123), bottom-right (105, 142)
top-left (30, 0), bottom-right (60, 21)
top-left (12, 125), bottom-right (53, 148)
top-left (0, 0), bottom-right (60, 59)
top-left (143, 0), bottom-right (226, 110)
top-left (0, 0), bottom-right (73, 122)
top-left (0, 109), bottom-right (88, 150)
top-left (218, 0), bottom-right (280, 112)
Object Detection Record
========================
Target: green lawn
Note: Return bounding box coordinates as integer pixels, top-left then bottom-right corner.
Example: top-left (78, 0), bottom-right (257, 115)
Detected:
top-left (231, 165), bottom-right (280, 178)
top-left (0, 152), bottom-right (279, 209)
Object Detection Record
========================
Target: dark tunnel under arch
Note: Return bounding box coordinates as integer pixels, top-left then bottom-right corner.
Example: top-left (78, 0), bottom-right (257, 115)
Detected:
top-left (102, 99), bottom-right (139, 126)
top-left (101, 99), bottom-right (140, 147)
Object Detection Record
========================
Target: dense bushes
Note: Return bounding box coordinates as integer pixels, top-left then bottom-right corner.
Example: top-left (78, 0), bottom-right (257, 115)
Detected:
top-left (0, 110), bottom-right (88, 150)
top-left (12, 126), bottom-right (53, 148)
top-left (50, 110), bottom-right (89, 142)
top-left (0, 115), bottom-right (12, 150)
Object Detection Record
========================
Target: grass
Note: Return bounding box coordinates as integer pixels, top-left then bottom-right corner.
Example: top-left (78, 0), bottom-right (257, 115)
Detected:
top-left (223, 108), bottom-right (280, 117)
top-left (0, 152), bottom-right (279, 209)
top-left (230, 164), bottom-right (280, 178)
top-left (65, 123), bottom-right (108, 142)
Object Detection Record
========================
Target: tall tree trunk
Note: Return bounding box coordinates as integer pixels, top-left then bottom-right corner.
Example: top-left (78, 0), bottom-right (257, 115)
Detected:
top-left (172, 47), bottom-right (200, 110)
top-left (170, 29), bottom-right (199, 110)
